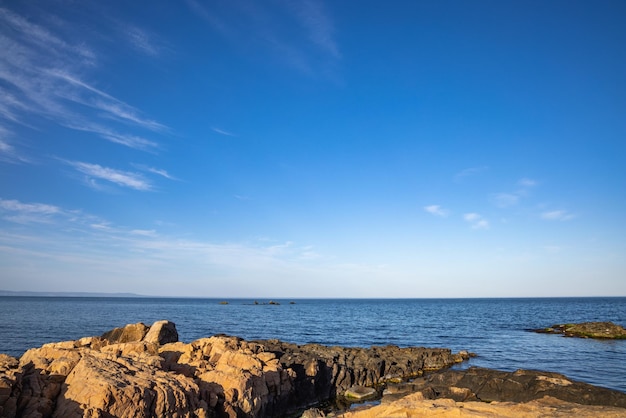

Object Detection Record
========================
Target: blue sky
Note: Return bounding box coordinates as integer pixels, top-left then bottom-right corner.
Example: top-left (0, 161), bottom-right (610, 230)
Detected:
top-left (1, 0), bottom-right (625, 298)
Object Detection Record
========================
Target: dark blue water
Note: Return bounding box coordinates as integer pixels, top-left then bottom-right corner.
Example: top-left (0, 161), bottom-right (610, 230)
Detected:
top-left (0, 297), bottom-right (624, 392)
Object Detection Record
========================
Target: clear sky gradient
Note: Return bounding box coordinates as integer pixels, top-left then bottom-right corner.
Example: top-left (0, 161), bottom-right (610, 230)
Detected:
top-left (1, 1), bottom-right (625, 298)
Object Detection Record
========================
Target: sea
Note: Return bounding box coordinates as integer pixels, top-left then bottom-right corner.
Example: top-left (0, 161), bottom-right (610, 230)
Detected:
top-left (0, 297), bottom-right (624, 393)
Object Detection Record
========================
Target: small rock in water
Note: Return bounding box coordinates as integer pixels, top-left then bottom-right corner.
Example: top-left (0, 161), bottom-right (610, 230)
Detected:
top-left (344, 386), bottom-right (377, 400)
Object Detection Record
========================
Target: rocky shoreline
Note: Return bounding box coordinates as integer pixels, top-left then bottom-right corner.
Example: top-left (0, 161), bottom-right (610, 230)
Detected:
top-left (0, 320), bottom-right (625, 417)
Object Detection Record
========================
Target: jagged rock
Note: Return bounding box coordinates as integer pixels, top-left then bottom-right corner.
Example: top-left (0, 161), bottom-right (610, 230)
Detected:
top-left (533, 322), bottom-right (626, 339)
top-left (0, 354), bottom-right (19, 417)
top-left (300, 407), bottom-right (325, 418)
top-left (338, 391), bottom-right (626, 418)
top-left (100, 322), bottom-right (149, 343)
top-left (143, 320), bottom-right (179, 345)
top-left (0, 321), bottom-right (473, 418)
top-left (2, 321), bottom-right (624, 418)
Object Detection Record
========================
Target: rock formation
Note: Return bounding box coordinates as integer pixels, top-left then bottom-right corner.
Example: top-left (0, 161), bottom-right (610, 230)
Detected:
top-left (338, 392), bottom-right (626, 418)
top-left (2, 321), bottom-right (625, 417)
top-left (380, 367), bottom-right (626, 407)
top-left (533, 321), bottom-right (626, 339)
top-left (0, 321), bottom-right (470, 417)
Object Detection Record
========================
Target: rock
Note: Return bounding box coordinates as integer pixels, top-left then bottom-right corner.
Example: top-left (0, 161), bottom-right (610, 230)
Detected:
top-left (255, 339), bottom-right (473, 412)
top-left (100, 322), bottom-right (149, 343)
top-left (533, 322), bottom-right (626, 339)
top-left (3, 321), bottom-right (624, 418)
top-left (338, 391), bottom-right (626, 418)
top-left (382, 367), bottom-right (626, 408)
top-left (0, 354), bottom-right (19, 417)
top-left (344, 386), bottom-right (377, 400)
top-left (300, 407), bottom-right (326, 417)
top-left (143, 320), bottom-right (179, 345)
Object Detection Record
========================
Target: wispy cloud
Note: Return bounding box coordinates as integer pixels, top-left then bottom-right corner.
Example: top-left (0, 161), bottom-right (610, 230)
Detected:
top-left (68, 161), bottom-right (152, 191)
top-left (464, 213), bottom-right (489, 229)
top-left (541, 210), bottom-right (576, 221)
top-left (212, 127), bottom-right (236, 137)
top-left (0, 6), bottom-right (168, 160)
top-left (121, 25), bottom-right (161, 57)
top-left (491, 178), bottom-right (537, 208)
top-left (286, 0), bottom-right (340, 59)
top-left (187, 0), bottom-right (340, 76)
top-left (424, 205), bottom-right (449, 217)
top-left (1, 198), bottom-right (376, 296)
top-left (134, 165), bottom-right (177, 181)
top-left (0, 198), bottom-right (81, 224)
top-left (454, 166), bottom-right (488, 182)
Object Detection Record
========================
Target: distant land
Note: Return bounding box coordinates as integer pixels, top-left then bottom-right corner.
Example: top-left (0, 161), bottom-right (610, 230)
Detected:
top-left (0, 290), bottom-right (145, 298)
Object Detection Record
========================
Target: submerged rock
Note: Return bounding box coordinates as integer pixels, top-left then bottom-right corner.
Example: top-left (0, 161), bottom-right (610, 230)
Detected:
top-left (533, 321), bottom-right (626, 339)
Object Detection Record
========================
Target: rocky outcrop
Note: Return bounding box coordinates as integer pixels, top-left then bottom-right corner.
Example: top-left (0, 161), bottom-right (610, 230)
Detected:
top-left (533, 321), bottom-right (626, 339)
top-left (4, 321), bottom-right (625, 418)
top-left (0, 321), bottom-right (471, 418)
top-left (338, 391), bottom-right (626, 418)
top-left (380, 367), bottom-right (626, 407)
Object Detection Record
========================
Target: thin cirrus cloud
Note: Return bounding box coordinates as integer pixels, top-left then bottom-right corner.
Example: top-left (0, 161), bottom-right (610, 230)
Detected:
top-left (424, 205), bottom-right (449, 217)
top-left (211, 127), bottom-right (236, 137)
top-left (121, 24), bottom-right (163, 57)
top-left (68, 161), bottom-right (152, 191)
top-left (186, 0), bottom-right (340, 75)
top-left (541, 210), bottom-right (576, 221)
top-left (0, 6), bottom-right (168, 161)
top-left (464, 213), bottom-right (489, 229)
top-left (454, 166), bottom-right (488, 182)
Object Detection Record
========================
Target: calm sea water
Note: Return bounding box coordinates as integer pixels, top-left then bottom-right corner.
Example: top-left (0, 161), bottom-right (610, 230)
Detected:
top-left (0, 297), bottom-right (624, 393)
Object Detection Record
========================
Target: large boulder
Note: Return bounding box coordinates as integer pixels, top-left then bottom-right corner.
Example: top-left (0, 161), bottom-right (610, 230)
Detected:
top-left (100, 322), bottom-right (149, 343)
top-left (143, 320), bottom-right (178, 345)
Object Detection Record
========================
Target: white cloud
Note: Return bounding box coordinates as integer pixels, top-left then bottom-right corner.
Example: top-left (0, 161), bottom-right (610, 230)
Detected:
top-left (212, 127), bottom-right (236, 137)
top-left (0, 198), bottom-right (85, 224)
top-left (0, 199), bottom-right (60, 215)
top-left (492, 193), bottom-right (519, 208)
top-left (464, 213), bottom-right (489, 229)
top-left (491, 178), bottom-right (537, 207)
top-left (463, 213), bottom-right (480, 222)
top-left (424, 205), bottom-right (449, 217)
top-left (454, 166), bottom-right (488, 181)
top-left (68, 161), bottom-right (152, 191)
top-left (518, 178), bottom-right (537, 188)
top-left (541, 210), bottom-right (576, 221)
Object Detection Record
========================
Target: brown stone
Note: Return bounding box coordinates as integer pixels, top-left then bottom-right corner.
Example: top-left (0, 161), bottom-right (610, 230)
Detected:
top-left (533, 321), bottom-right (626, 339)
top-left (338, 392), bottom-right (626, 418)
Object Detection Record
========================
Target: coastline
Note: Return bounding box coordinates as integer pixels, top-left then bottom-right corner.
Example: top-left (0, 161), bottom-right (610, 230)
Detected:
top-left (1, 321), bottom-right (625, 417)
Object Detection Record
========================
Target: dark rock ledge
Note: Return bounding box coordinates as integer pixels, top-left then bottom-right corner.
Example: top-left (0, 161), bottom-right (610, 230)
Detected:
top-left (532, 321), bottom-right (626, 339)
